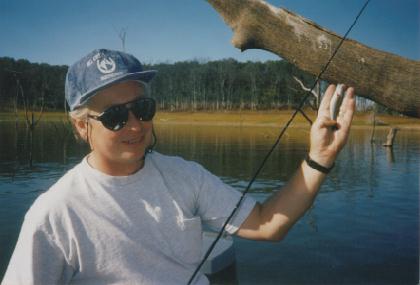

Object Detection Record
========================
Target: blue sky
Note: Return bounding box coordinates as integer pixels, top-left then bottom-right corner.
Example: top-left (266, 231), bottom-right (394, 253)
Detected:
top-left (0, 0), bottom-right (419, 65)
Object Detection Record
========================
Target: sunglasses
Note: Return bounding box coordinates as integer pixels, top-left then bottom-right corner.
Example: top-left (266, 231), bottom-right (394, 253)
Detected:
top-left (87, 97), bottom-right (156, 131)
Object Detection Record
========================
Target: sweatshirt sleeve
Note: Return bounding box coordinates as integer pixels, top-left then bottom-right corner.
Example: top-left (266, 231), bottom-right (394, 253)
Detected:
top-left (2, 214), bottom-right (75, 285)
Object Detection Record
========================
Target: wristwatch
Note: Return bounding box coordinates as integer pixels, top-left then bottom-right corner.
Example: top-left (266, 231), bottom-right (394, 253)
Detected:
top-left (305, 154), bottom-right (335, 174)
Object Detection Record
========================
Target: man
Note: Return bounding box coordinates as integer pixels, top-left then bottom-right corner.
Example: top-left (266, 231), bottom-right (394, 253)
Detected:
top-left (2, 49), bottom-right (355, 284)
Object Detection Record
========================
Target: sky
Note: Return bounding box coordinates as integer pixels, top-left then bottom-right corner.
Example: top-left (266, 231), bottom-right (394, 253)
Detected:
top-left (0, 0), bottom-right (419, 66)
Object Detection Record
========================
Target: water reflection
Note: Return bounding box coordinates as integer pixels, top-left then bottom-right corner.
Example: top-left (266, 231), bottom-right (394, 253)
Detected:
top-left (385, 147), bottom-right (395, 163)
top-left (1, 122), bottom-right (418, 192)
top-left (154, 124), bottom-right (310, 184)
top-left (0, 121), bottom-right (88, 178)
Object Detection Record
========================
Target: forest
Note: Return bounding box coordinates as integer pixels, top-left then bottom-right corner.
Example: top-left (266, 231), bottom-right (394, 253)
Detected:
top-left (0, 56), bottom-right (377, 113)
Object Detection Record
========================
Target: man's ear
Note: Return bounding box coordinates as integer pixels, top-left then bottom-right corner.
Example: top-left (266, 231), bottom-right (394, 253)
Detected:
top-left (74, 118), bottom-right (88, 142)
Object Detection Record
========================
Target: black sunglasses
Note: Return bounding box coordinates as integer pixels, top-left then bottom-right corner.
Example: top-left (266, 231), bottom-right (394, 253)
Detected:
top-left (88, 97), bottom-right (156, 131)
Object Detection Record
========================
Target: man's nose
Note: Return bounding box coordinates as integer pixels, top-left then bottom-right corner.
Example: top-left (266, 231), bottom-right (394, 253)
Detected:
top-left (125, 111), bottom-right (144, 130)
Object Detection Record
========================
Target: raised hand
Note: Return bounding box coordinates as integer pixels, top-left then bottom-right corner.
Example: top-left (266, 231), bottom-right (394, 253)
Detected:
top-left (309, 84), bottom-right (356, 168)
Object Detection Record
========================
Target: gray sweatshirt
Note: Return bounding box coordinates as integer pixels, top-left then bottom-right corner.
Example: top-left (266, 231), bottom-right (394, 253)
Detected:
top-left (2, 152), bottom-right (255, 285)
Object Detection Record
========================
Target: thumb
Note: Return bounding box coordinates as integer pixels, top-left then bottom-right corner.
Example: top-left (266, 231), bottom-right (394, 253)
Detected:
top-left (318, 118), bottom-right (338, 129)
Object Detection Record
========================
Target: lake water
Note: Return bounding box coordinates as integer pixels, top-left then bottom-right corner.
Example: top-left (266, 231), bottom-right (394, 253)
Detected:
top-left (0, 121), bottom-right (418, 284)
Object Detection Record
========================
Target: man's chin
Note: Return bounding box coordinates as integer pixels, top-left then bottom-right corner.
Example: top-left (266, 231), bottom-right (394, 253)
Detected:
top-left (121, 151), bottom-right (146, 162)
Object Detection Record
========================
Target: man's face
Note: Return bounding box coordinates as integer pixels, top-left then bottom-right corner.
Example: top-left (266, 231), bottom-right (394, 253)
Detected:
top-left (86, 80), bottom-right (153, 175)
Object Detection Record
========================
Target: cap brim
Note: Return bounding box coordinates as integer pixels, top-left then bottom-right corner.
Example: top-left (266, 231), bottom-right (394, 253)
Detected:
top-left (79, 70), bottom-right (157, 107)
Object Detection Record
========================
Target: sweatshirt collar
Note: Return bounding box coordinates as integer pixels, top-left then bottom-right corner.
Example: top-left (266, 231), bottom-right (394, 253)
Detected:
top-left (79, 154), bottom-right (152, 187)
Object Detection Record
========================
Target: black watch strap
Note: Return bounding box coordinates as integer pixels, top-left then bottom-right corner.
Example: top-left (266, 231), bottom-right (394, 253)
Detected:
top-left (305, 154), bottom-right (334, 174)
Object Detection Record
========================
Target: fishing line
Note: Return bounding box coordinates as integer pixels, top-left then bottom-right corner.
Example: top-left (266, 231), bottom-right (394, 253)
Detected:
top-left (188, 1), bottom-right (370, 283)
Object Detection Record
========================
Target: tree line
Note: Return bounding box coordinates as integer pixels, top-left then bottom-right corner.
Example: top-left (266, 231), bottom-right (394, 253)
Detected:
top-left (0, 56), bottom-right (382, 113)
top-left (0, 57), bottom-right (68, 112)
top-left (150, 59), bottom-right (317, 111)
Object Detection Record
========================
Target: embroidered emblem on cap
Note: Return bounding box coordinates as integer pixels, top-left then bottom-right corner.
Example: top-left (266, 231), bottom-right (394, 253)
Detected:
top-left (97, 57), bottom-right (116, 74)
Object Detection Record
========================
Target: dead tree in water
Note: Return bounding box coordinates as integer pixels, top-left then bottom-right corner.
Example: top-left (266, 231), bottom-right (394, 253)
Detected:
top-left (370, 108), bottom-right (377, 144)
top-left (383, 128), bottom-right (399, 147)
top-left (11, 72), bottom-right (46, 167)
top-left (13, 75), bottom-right (46, 131)
top-left (207, 0), bottom-right (420, 118)
top-left (9, 71), bottom-right (23, 128)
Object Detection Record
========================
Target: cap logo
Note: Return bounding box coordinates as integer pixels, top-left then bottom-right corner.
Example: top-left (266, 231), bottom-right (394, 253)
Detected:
top-left (96, 57), bottom-right (116, 74)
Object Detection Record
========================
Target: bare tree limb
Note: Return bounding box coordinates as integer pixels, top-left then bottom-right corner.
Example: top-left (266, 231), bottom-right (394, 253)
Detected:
top-left (116, 26), bottom-right (127, 52)
top-left (34, 85), bottom-right (46, 127)
top-left (207, 0), bottom-right (420, 118)
top-left (292, 76), bottom-right (320, 110)
top-left (292, 76), bottom-right (318, 98)
top-left (16, 77), bottom-right (30, 128)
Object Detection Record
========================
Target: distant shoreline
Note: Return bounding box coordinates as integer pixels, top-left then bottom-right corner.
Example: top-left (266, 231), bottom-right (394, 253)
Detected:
top-left (1, 110), bottom-right (420, 129)
top-left (153, 111), bottom-right (420, 130)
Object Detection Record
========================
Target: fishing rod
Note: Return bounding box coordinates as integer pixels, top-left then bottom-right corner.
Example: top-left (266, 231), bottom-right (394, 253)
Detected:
top-left (187, 1), bottom-right (371, 283)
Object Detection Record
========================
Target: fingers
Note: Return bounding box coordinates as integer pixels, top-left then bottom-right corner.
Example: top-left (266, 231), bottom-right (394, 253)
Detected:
top-left (316, 84), bottom-right (355, 135)
top-left (341, 87), bottom-right (355, 113)
top-left (318, 84), bottom-right (336, 118)
top-left (330, 84), bottom-right (346, 120)
top-left (311, 85), bottom-right (355, 159)
top-left (337, 87), bottom-right (356, 129)
top-left (319, 83), bottom-right (355, 118)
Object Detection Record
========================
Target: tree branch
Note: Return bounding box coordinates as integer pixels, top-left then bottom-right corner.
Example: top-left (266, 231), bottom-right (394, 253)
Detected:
top-left (207, 0), bottom-right (420, 118)
top-left (292, 76), bottom-right (318, 99)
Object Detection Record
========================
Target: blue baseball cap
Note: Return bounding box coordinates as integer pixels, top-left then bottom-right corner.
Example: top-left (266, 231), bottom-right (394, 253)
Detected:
top-left (65, 49), bottom-right (157, 111)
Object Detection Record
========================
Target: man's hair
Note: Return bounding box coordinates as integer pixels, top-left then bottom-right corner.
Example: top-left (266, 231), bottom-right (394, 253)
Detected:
top-left (69, 107), bottom-right (89, 143)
